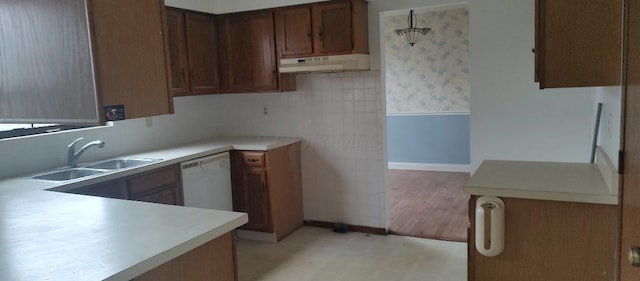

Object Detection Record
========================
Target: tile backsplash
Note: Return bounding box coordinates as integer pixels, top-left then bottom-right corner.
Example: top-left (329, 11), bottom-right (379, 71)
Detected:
top-left (213, 70), bottom-right (387, 228)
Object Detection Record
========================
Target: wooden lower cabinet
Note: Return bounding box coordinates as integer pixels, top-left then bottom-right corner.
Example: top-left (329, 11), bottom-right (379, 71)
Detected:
top-left (132, 232), bottom-right (237, 281)
top-left (231, 143), bottom-right (303, 241)
top-left (67, 179), bottom-right (127, 199)
top-left (468, 196), bottom-right (617, 281)
top-left (127, 165), bottom-right (184, 206)
top-left (134, 186), bottom-right (182, 206)
top-left (232, 165), bottom-right (271, 231)
top-left (66, 165), bottom-right (183, 206)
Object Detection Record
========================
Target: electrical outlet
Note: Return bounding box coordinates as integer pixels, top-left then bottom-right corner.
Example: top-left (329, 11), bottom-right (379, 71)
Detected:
top-left (263, 106), bottom-right (268, 115)
top-left (104, 105), bottom-right (125, 121)
top-left (145, 117), bottom-right (153, 127)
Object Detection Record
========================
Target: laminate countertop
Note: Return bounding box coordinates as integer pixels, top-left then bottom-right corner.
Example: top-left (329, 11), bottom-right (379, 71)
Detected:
top-left (0, 136), bottom-right (301, 281)
top-left (464, 160), bottom-right (617, 205)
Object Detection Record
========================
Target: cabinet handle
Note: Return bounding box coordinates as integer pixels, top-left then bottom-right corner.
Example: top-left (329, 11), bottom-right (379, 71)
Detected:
top-left (248, 159), bottom-right (258, 162)
top-left (319, 29), bottom-right (324, 41)
top-left (189, 71), bottom-right (194, 81)
top-left (630, 247), bottom-right (640, 267)
top-left (475, 196), bottom-right (505, 257)
top-left (181, 69), bottom-right (186, 84)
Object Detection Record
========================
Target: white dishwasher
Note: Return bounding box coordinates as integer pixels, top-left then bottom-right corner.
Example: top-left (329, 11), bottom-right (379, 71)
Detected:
top-left (181, 152), bottom-right (233, 211)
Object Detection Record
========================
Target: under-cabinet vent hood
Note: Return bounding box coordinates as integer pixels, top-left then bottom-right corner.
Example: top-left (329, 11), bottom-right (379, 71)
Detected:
top-left (279, 54), bottom-right (370, 73)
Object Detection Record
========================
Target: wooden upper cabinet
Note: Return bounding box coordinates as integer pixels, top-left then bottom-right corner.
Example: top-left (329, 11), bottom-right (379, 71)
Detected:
top-left (275, 0), bottom-right (368, 59)
top-left (166, 9), bottom-right (190, 96)
top-left (166, 8), bottom-right (220, 96)
top-left (0, 0), bottom-right (99, 123)
top-left (186, 13), bottom-right (220, 95)
top-left (218, 11), bottom-right (280, 93)
top-left (535, 0), bottom-right (622, 89)
top-left (314, 2), bottom-right (352, 54)
top-left (88, 0), bottom-right (173, 121)
top-left (275, 7), bottom-right (314, 57)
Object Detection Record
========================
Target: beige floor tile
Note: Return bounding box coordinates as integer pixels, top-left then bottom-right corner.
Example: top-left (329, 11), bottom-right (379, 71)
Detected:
top-left (237, 226), bottom-right (466, 281)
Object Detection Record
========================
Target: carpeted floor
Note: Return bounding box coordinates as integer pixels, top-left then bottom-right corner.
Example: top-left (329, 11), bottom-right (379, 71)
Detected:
top-left (388, 170), bottom-right (470, 242)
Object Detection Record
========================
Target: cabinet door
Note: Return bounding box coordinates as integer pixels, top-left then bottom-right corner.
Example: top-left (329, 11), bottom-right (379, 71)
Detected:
top-left (468, 196), bottom-right (617, 281)
top-left (275, 7), bottom-right (314, 58)
top-left (314, 2), bottom-right (352, 54)
top-left (133, 232), bottom-right (237, 281)
top-left (231, 152), bottom-right (271, 232)
top-left (0, 0), bottom-right (99, 123)
top-left (242, 168), bottom-right (271, 231)
top-left (166, 9), bottom-right (190, 97)
top-left (218, 12), bottom-right (279, 93)
top-left (89, 0), bottom-right (172, 120)
top-left (535, 0), bottom-right (622, 88)
top-left (185, 13), bottom-right (220, 95)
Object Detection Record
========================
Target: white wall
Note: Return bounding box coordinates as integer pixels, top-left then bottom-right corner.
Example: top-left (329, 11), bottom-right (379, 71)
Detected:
top-left (596, 86), bottom-right (622, 169)
top-left (0, 96), bottom-right (226, 179)
top-left (469, 0), bottom-right (602, 173)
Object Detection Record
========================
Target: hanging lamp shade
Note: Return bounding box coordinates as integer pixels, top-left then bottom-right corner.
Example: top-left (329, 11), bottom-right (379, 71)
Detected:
top-left (394, 10), bottom-right (431, 47)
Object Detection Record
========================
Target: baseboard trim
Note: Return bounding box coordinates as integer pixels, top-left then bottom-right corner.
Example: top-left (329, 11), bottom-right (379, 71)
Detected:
top-left (235, 230), bottom-right (277, 242)
top-left (304, 220), bottom-right (388, 236)
top-left (388, 162), bottom-right (470, 172)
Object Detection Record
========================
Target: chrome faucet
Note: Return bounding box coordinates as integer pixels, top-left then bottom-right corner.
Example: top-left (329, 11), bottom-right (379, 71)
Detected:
top-left (67, 138), bottom-right (106, 167)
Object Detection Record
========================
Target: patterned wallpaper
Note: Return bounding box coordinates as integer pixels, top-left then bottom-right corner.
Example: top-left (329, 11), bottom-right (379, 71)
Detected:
top-left (385, 7), bottom-right (470, 114)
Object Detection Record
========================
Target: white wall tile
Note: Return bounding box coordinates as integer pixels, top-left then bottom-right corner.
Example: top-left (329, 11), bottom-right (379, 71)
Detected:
top-left (213, 71), bottom-right (387, 228)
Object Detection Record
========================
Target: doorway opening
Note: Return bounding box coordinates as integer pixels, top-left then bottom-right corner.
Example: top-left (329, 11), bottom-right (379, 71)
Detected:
top-left (382, 4), bottom-right (470, 242)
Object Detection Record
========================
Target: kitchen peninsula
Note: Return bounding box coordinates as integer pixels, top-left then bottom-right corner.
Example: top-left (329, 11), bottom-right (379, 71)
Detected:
top-left (0, 136), bottom-right (301, 280)
top-left (464, 154), bottom-right (618, 281)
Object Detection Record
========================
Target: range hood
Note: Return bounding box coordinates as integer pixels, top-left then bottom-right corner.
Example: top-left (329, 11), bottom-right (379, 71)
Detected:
top-left (279, 54), bottom-right (370, 73)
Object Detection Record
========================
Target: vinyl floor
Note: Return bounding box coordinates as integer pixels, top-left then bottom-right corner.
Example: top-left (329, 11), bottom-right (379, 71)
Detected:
top-left (237, 226), bottom-right (467, 281)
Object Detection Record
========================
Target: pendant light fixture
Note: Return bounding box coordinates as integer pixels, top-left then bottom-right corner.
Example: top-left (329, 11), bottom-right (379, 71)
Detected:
top-left (395, 10), bottom-right (431, 47)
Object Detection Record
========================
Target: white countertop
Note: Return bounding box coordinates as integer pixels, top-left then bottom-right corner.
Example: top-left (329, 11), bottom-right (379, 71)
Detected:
top-left (0, 136), bottom-right (300, 281)
top-left (464, 160), bottom-right (617, 205)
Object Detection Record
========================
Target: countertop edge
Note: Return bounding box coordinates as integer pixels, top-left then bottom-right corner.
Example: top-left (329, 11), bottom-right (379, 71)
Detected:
top-left (463, 160), bottom-right (618, 205)
top-left (463, 186), bottom-right (618, 205)
top-left (8, 136), bottom-right (303, 193)
top-left (106, 214), bottom-right (248, 281)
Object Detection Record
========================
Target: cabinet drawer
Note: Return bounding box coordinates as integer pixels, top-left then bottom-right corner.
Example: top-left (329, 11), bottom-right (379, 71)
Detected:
top-left (241, 152), bottom-right (266, 167)
top-left (127, 166), bottom-right (179, 196)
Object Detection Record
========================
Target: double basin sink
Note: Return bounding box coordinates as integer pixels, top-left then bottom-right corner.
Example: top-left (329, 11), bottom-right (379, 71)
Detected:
top-left (33, 159), bottom-right (161, 181)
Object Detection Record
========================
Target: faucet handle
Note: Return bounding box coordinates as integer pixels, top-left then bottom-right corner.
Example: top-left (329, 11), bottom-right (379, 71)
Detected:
top-left (68, 137), bottom-right (84, 149)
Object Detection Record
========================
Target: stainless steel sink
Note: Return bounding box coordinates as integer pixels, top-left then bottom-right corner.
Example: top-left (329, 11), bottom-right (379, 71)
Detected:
top-left (84, 158), bottom-right (159, 170)
top-left (33, 168), bottom-right (106, 181)
top-left (31, 158), bottom-right (161, 182)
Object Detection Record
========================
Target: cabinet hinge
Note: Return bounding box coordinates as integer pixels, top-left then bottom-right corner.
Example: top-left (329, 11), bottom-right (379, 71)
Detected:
top-left (619, 150), bottom-right (624, 174)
